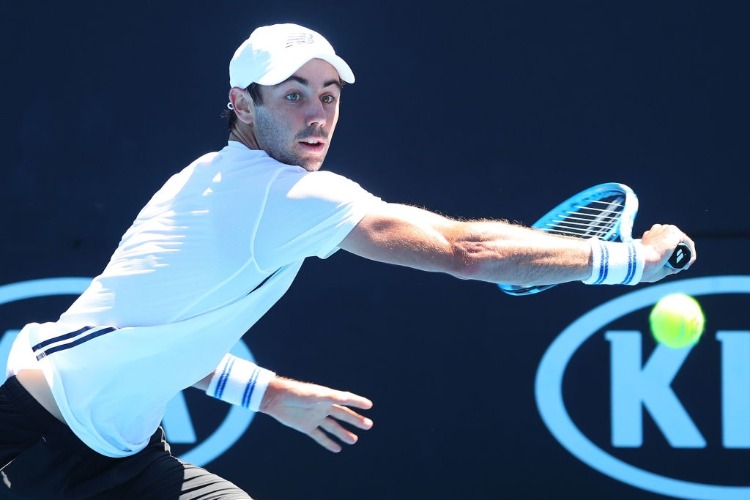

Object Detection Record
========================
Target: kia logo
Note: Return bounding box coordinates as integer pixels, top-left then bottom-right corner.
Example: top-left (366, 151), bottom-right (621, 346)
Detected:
top-left (536, 275), bottom-right (750, 499)
top-left (0, 278), bottom-right (256, 467)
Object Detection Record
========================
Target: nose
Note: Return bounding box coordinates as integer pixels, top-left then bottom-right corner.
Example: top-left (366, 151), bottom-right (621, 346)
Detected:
top-left (305, 99), bottom-right (327, 128)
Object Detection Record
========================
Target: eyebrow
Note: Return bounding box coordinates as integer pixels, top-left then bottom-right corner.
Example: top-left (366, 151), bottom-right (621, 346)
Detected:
top-left (277, 75), bottom-right (343, 89)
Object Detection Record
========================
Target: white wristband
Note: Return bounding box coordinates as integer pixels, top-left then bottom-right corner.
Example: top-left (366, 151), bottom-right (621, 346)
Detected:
top-left (582, 238), bottom-right (645, 286)
top-left (205, 354), bottom-right (275, 412)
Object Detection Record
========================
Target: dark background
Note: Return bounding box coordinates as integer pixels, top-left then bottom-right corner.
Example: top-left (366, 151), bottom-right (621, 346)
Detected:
top-left (1, 1), bottom-right (748, 498)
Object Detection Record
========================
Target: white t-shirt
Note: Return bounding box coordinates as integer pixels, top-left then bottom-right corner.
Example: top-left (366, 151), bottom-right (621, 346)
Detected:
top-left (7, 141), bottom-right (382, 457)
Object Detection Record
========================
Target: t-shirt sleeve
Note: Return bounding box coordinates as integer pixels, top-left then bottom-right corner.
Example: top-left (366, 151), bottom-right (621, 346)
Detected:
top-left (253, 169), bottom-right (382, 270)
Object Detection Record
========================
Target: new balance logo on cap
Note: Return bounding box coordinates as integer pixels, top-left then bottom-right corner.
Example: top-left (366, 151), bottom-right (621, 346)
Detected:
top-left (285, 33), bottom-right (315, 48)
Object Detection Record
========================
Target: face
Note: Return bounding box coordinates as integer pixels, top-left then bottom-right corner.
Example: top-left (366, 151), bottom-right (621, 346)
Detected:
top-left (251, 59), bottom-right (342, 172)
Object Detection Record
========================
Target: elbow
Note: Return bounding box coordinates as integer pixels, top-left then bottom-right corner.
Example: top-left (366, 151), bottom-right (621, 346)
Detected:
top-left (445, 244), bottom-right (485, 281)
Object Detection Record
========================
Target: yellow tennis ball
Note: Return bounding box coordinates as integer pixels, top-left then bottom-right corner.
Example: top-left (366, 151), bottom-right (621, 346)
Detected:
top-left (649, 293), bottom-right (705, 348)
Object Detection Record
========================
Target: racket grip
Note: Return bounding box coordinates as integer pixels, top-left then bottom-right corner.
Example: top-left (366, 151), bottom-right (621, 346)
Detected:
top-left (666, 243), bottom-right (691, 269)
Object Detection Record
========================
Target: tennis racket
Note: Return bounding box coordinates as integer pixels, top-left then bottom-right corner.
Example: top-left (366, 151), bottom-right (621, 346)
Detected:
top-left (498, 182), bottom-right (691, 296)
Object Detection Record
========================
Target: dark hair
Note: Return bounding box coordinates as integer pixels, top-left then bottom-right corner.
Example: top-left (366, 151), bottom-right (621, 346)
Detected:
top-left (221, 83), bottom-right (264, 131)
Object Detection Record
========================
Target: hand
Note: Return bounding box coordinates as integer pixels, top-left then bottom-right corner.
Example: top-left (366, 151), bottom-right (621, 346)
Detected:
top-left (259, 376), bottom-right (374, 452)
top-left (640, 224), bottom-right (697, 282)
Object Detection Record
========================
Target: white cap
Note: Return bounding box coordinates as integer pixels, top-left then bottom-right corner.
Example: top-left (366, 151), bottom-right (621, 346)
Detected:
top-left (229, 23), bottom-right (355, 88)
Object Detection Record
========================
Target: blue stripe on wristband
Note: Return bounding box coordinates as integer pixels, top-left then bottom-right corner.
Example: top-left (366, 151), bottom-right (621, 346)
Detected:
top-left (595, 243), bottom-right (609, 285)
top-left (241, 367), bottom-right (261, 409)
top-left (214, 356), bottom-right (234, 399)
top-left (624, 243), bottom-right (636, 284)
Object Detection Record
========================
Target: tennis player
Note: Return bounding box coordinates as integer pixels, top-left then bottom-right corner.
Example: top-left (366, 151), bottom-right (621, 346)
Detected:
top-left (1, 23), bottom-right (696, 498)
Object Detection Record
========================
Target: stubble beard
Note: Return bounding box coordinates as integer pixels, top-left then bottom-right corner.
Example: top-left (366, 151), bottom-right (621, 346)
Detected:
top-left (254, 108), bottom-right (328, 172)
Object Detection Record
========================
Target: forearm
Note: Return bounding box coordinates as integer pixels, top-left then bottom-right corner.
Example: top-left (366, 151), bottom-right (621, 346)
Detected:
top-left (447, 220), bottom-right (593, 285)
top-left (342, 203), bottom-right (593, 285)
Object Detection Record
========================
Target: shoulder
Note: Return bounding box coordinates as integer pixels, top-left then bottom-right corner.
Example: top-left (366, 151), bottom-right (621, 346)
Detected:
top-left (274, 169), bottom-right (377, 203)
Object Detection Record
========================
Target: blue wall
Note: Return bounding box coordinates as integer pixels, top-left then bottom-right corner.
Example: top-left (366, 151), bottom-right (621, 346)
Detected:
top-left (1, 2), bottom-right (748, 499)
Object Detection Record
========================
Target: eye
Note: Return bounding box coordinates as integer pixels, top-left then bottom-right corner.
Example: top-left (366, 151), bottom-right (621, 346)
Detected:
top-left (285, 93), bottom-right (302, 102)
top-left (321, 95), bottom-right (336, 104)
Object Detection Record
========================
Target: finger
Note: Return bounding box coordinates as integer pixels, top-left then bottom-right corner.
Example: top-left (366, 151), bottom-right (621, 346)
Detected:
top-left (308, 426), bottom-right (343, 453)
top-left (684, 236), bottom-right (697, 268)
top-left (325, 390), bottom-right (373, 410)
top-left (320, 417), bottom-right (359, 445)
top-left (330, 404), bottom-right (374, 430)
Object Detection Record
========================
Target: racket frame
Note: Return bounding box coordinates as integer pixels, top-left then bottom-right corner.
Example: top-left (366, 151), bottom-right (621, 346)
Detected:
top-left (498, 182), bottom-right (639, 296)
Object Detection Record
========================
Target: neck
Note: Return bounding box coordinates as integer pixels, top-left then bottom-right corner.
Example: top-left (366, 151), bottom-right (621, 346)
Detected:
top-left (228, 127), bottom-right (260, 150)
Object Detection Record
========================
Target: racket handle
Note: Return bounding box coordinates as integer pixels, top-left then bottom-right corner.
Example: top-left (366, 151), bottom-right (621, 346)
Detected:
top-left (666, 243), bottom-right (691, 269)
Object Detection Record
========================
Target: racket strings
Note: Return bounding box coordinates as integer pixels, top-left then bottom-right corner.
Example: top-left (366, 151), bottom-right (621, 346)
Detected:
top-left (542, 198), bottom-right (625, 240)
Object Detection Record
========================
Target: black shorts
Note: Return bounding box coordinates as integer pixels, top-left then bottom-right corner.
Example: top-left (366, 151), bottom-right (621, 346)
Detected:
top-left (0, 376), bottom-right (252, 499)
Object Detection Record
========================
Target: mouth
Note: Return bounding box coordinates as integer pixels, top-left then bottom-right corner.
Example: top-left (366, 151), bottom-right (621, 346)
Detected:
top-left (298, 137), bottom-right (327, 153)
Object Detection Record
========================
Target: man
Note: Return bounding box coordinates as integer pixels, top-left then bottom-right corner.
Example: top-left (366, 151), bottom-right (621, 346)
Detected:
top-left (1, 23), bottom-right (695, 498)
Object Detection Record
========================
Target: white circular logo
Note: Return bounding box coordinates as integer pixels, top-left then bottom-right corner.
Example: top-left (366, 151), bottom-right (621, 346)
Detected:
top-left (536, 275), bottom-right (750, 499)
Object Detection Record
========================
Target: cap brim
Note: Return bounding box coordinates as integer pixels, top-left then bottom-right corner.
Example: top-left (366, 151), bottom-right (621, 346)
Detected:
top-left (255, 53), bottom-right (355, 86)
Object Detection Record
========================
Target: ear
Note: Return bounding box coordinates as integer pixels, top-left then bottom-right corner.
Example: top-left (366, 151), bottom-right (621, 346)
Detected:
top-left (228, 87), bottom-right (255, 125)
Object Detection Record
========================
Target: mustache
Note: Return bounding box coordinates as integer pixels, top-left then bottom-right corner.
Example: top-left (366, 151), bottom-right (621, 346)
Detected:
top-left (294, 126), bottom-right (328, 141)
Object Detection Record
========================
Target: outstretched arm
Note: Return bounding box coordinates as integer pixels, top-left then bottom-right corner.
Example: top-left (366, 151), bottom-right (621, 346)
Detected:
top-left (340, 202), bottom-right (695, 286)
